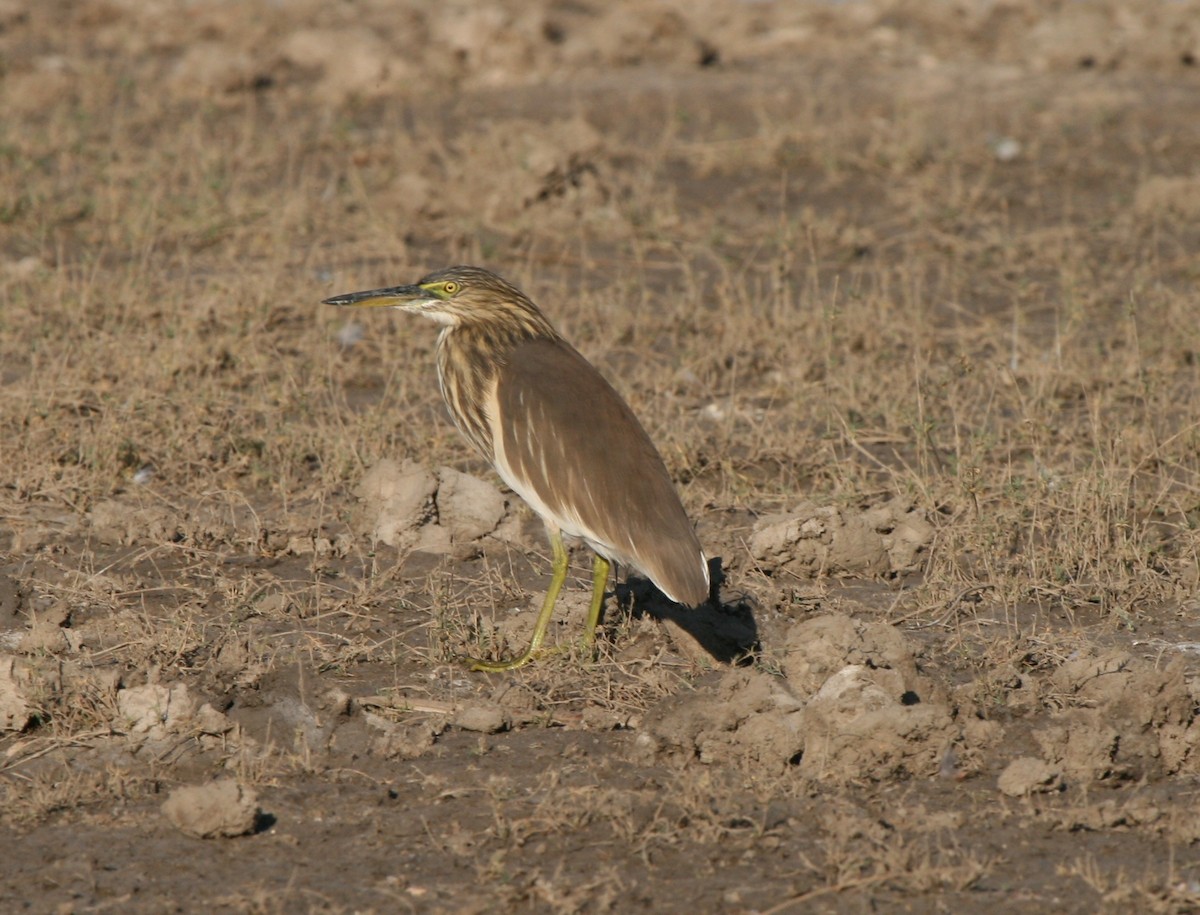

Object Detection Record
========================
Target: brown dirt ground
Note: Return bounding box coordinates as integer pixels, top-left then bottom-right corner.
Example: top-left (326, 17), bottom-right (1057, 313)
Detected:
top-left (4, 1), bottom-right (1200, 912)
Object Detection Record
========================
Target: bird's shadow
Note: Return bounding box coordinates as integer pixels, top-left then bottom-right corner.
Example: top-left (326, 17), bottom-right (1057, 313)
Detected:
top-left (613, 556), bottom-right (758, 665)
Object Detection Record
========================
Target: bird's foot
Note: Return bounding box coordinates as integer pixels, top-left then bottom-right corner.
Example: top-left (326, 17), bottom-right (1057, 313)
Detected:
top-left (462, 637), bottom-right (598, 672)
top-left (462, 650), bottom-right (538, 673)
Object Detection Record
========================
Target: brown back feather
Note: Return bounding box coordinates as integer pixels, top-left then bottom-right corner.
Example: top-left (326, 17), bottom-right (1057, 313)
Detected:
top-left (495, 337), bottom-right (708, 606)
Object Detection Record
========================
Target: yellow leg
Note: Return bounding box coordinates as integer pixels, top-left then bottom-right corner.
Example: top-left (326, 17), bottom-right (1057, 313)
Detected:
top-left (467, 529), bottom-right (570, 672)
top-left (581, 553), bottom-right (611, 651)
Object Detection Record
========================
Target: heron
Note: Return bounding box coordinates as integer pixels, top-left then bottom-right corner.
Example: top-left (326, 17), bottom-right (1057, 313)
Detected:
top-left (324, 266), bottom-right (708, 670)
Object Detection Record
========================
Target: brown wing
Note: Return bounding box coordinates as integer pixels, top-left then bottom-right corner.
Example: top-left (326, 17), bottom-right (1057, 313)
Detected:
top-left (493, 337), bottom-right (708, 606)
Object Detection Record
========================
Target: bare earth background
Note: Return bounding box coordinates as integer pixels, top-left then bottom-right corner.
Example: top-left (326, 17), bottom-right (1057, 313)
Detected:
top-left (4, 1), bottom-right (1200, 912)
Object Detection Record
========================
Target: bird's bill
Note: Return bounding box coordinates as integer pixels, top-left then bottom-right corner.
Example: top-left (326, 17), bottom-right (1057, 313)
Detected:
top-left (321, 284), bottom-right (429, 308)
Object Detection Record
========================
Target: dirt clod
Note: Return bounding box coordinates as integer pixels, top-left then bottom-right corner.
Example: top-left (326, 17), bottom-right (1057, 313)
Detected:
top-left (352, 459), bottom-right (438, 548)
top-left (434, 466), bottom-right (508, 545)
top-left (5, 1), bottom-right (1200, 909)
top-left (641, 613), bottom-right (959, 781)
top-left (751, 499), bottom-right (933, 578)
top-left (452, 702), bottom-right (511, 734)
top-left (352, 459), bottom-right (507, 557)
top-left (998, 758), bottom-right (1064, 797)
top-left (162, 780), bottom-right (260, 839)
top-left (0, 656), bottom-right (33, 732)
top-left (17, 601), bottom-right (71, 654)
top-left (800, 662), bottom-right (957, 782)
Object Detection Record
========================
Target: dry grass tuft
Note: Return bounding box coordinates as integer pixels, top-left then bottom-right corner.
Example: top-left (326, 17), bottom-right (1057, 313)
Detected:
top-left (4, 1), bottom-right (1200, 910)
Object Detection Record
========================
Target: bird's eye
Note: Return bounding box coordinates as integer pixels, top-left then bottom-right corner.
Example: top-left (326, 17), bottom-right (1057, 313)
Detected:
top-left (442, 281), bottom-right (459, 295)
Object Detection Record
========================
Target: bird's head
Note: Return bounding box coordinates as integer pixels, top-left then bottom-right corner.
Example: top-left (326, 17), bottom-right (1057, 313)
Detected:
top-left (323, 265), bottom-right (555, 336)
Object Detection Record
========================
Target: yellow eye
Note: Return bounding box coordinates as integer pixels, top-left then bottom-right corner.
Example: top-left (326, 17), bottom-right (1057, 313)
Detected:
top-left (442, 281), bottom-right (459, 295)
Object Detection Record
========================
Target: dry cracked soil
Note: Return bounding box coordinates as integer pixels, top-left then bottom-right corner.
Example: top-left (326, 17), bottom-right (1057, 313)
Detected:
top-left (4, 1), bottom-right (1200, 912)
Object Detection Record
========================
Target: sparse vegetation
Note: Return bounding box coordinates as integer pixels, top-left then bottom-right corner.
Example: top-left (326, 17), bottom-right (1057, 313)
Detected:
top-left (3, 0), bottom-right (1200, 911)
